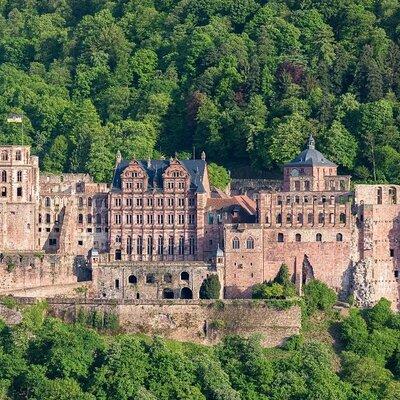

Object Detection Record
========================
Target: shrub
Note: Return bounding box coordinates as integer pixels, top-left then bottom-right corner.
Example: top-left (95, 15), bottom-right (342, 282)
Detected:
top-left (303, 280), bottom-right (337, 314)
top-left (200, 275), bottom-right (221, 299)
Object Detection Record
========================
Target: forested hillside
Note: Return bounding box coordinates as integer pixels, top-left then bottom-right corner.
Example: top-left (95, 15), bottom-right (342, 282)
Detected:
top-left (0, 298), bottom-right (400, 399)
top-left (0, 0), bottom-right (400, 182)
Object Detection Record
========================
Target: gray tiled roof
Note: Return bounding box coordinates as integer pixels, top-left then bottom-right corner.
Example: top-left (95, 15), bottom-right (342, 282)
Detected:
top-left (285, 135), bottom-right (337, 167)
top-left (112, 159), bottom-right (207, 193)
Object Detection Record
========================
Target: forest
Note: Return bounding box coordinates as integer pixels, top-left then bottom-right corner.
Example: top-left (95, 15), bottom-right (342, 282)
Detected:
top-left (0, 295), bottom-right (399, 399)
top-left (0, 0), bottom-right (400, 182)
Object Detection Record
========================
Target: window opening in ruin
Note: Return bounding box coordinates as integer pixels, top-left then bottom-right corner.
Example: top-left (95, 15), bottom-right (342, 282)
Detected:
top-left (163, 288), bottom-right (174, 299)
top-left (246, 237), bottom-right (254, 249)
top-left (181, 271), bottom-right (189, 281)
top-left (377, 187), bottom-right (382, 204)
top-left (180, 287), bottom-right (193, 299)
top-left (146, 274), bottom-right (155, 284)
top-left (390, 249), bottom-right (394, 257)
top-left (276, 213), bottom-right (282, 224)
top-left (395, 271), bottom-right (399, 278)
top-left (16, 187), bottom-right (22, 197)
top-left (316, 233), bottom-right (322, 242)
top-left (115, 249), bottom-right (122, 260)
top-left (277, 233), bottom-right (284, 242)
top-left (389, 187), bottom-right (397, 204)
top-left (336, 233), bottom-right (343, 242)
top-left (286, 214), bottom-right (292, 224)
top-left (136, 293), bottom-right (140, 299)
top-left (340, 213), bottom-right (346, 224)
top-left (128, 275), bottom-right (137, 284)
top-left (115, 279), bottom-right (120, 289)
top-left (297, 213), bottom-right (303, 223)
top-left (295, 233), bottom-right (301, 242)
top-left (318, 213), bottom-right (324, 224)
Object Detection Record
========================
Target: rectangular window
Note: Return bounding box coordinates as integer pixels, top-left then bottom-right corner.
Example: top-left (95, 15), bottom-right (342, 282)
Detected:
top-left (167, 198), bottom-right (174, 207)
top-left (17, 187), bottom-right (22, 197)
top-left (115, 214), bottom-right (121, 224)
top-left (157, 198), bottom-right (164, 207)
top-left (157, 236), bottom-right (164, 255)
top-left (136, 214), bottom-right (143, 224)
top-left (390, 249), bottom-right (394, 257)
top-left (178, 214), bottom-right (185, 224)
top-left (126, 198), bottom-right (132, 207)
top-left (178, 198), bottom-right (185, 207)
top-left (114, 198), bottom-right (121, 207)
top-left (208, 213), bottom-right (214, 224)
top-left (188, 214), bottom-right (195, 224)
top-left (126, 214), bottom-right (132, 224)
top-left (147, 198), bottom-right (153, 207)
top-left (188, 197), bottom-right (195, 207)
top-left (136, 198), bottom-right (143, 207)
top-left (178, 237), bottom-right (184, 255)
top-left (147, 214), bottom-right (153, 224)
top-left (168, 237), bottom-right (174, 255)
top-left (189, 237), bottom-right (196, 255)
top-left (157, 214), bottom-right (164, 224)
top-left (78, 240), bottom-right (83, 246)
top-left (168, 214), bottom-right (174, 225)
top-left (49, 238), bottom-right (57, 246)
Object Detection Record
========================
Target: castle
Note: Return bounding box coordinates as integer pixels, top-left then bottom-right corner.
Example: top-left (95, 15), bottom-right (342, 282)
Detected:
top-left (0, 137), bottom-right (399, 309)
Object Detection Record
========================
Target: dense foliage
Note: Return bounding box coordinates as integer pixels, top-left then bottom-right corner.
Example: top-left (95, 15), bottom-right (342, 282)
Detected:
top-left (199, 274), bottom-right (221, 299)
top-left (1, 1), bottom-right (400, 182)
top-left (0, 299), bottom-right (400, 399)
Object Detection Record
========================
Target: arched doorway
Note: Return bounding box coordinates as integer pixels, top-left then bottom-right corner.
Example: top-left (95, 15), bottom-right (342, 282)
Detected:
top-left (163, 288), bottom-right (174, 299)
top-left (180, 287), bottom-right (193, 299)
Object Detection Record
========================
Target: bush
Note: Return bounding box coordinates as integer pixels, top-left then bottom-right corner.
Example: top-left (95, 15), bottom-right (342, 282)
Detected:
top-left (207, 163), bottom-right (231, 190)
top-left (200, 275), bottom-right (221, 299)
top-left (303, 280), bottom-right (337, 314)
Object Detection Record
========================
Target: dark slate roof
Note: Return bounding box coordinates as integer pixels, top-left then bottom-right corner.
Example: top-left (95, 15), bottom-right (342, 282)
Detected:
top-left (285, 135), bottom-right (337, 167)
top-left (112, 159), bottom-right (207, 193)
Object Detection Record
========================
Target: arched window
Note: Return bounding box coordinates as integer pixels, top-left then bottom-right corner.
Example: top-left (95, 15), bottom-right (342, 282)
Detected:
top-left (316, 233), bottom-right (322, 242)
top-left (128, 275), bottom-right (137, 284)
top-left (286, 214), bottom-right (292, 224)
top-left (163, 288), bottom-right (174, 299)
top-left (329, 213), bottom-right (334, 224)
top-left (87, 214), bottom-right (92, 223)
top-left (78, 213), bottom-right (83, 224)
top-left (137, 236), bottom-right (143, 255)
top-left (297, 213), bottom-right (303, 223)
top-left (147, 236), bottom-right (153, 255)
top-left (15, 150), bottom-right (21, 161)
top-left (126, 236), bottom-right (132, 255)
top-left (307, 213), bottom-right (313, 224)
top-left (276, 213), bottom-right (282, 224)
top-left (180, 287), bottom-right (193, 299)
top-left (246, 237), bottom-right (254, 249)
top-left (45, 197), bottom-right (51, 207)
top-left (277, 233), bottom-right (284, 242)
top-left (295, 196), bottom-right (300, 204)
top-left (181, 271), bottom-right (189, 281)
top-left (377, 187), bottom-right (382, 204)
top-left (1, 171), bottom-right (6, 182)
top-left (16, 170), bottom-right (22, 182)
top-left (78, 197), bottom-right (83, 207)
top-left (295, 233), bottom-right (302, 242)
top-left (389, 187), bottom-right (397, 204)
top-left (88, 197), bottom-right (92, 206)
top-left (340, 213), bottom-right (346, 223)
top-left (232, 237), bottom-right (240, 250)
top-left (1, 151), bottom-right (8, 161)
top-left (318, 213), bottom-right (324, 224)
top-left (336, 233), bottom-right (343, 242)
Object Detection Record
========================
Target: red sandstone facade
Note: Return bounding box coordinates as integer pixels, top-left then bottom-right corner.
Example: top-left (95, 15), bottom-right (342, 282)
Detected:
top-left (0, 140), bottom-right (399, 309)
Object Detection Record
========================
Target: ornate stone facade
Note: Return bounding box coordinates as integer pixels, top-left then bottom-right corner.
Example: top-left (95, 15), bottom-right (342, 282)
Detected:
top-left (0, 140), bottom-right (399, 309)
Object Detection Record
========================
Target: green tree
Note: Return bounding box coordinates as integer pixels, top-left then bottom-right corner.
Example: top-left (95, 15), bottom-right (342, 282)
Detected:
top-left (207, 163), bottom-right (231, 190)
top-left (199, 275), bottom-right (221, 299)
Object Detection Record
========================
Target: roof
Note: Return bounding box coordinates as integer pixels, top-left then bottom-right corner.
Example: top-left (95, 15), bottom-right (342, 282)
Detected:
top-left (285, 135), bottom-right (337, 167)
top-left (112, 159), bottom-right (207, 193)
top-left (207, 195), bottom-right (257, 216)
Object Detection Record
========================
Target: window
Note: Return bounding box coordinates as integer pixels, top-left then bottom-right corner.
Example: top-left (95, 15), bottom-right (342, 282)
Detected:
top-left (339, 213), bottom-right (346, 224)
top-left (276, 213), bottom-right (282, 224)
top-left (49, 238), bottom-right (57, 246)
top-left (389, 187), bottom-right (397, 204)
top-left (115, 279), bottom-right (120, 289)
top-left (126, 214), bottom-right (132, 224)
top-left (1, 170), bottom-right (6, 182)
top-left (304, 180), bottom-right (310, 191)
top-left (295, 233), bottom-right (301, 242)
top-left (167, 198), bottom-right (174, 207)
top-left (286, 214), bottom-right (292, 224)
top-left (147, 198), bottom-right (153, 206)
top-left (126, 182), bottom-right (132, 189)
top-left (147, 214), bottom-right (153, 224)
top-left (318, 213), bottom-right (324, 224)
top-left (78, 197), bottom-right (83, 207)
top-left (78, 240), bottom-right (83, 246)
top-left (1, 151), bottom-right (8, 161)
top-left (126, 236), bottom-right (132, 255)
top-left (377, 187), bottom-right (382, 204)
top-left (295, 196), bottom-right (300, 204)
top-left (188, 197), bottom-right (195, 207)
top-left (277, 233), bottom-right (284, 242)
top-left (15, 150), bottom-right (21, 161)
top-left (208, 213), bottom-right (214, 224)
top-left (46, 213), bottom-right (51, 223)
top-left (178, 236), bottom-right (184, 255)
top-left (126, 198), bottom-right (132, 206)
top-left (116, 235), bottom-right (121, 243)
top-left (157, 198), bottom-right (164, 207)
top-left (88, 197), bottom-right (92, 206)
top-left (164, 273), bottom-right (172, 283)
top-left (277, 196), bottom-right (282, 205)
top-left (178, 214), bottom-right (185, 224)
top-left (316, 233), bottom-right (322, 242)
top-left (128, 275), bottom-right (137, 284)
top-left (246, 237), bottom-right (254, 249)
top-left (38, 214), bottom-right (42, 223)
top-left (115, 198), bottom-right (121, 207)
top-left (163, 288), bottom-right (174, 299)
top-left (136, 198), bottom-right (143, 206)
top-left (16, 187), bottom-right (22, 197)
top-left (136, 214), bottom-right (143, 224)
top-left (87, 214), bottom-right (92, 224)
top-left (178, 198), bottom-right (184, 207)
top-left (157, 214), bottom-right (164, 224)
top-left (181, 271), bottom-right (189, 281)
top-left (147, 236), bottom-right (153, 255)
top-left (96, 214), bottom-right (102, 224)
top-left (168, 214), bottom-right (174, 224)
top-left (308, 213), bottom-right (313, 224)
top-left (137, 236), bottom-right (143, 255)
top-left (232, 237), bottom-right (240, 250)
top-left (115, 249), bottom-right (122, 260)
top-left (188, 214), bottom-right (195, 224)
top-left (78, 214), bottom-right (83, 224)
top-left (168, 236), bottom-right (174, 255)
top-left (390, 249), bottom-right (394, 257)
top-left (178, 182), bottom-right (184, 189)
top-left (146, 274), bottom-right (155, 284)
top-left (297, 213), bottom-right (303, 223)
top-left (1, 187), bottom-right (6, 197)
top-left (189, 237), bottom-right (196, 255)
top-left (157, 236), bottom-right (164, 255)
top-left (294, 181), bottom-right (300, 191)
top-left (336, 233), bottom-right (343, 242)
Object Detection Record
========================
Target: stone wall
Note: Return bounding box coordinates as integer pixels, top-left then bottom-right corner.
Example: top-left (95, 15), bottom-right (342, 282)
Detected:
top-left (22, 298), bottom-right (301, 347)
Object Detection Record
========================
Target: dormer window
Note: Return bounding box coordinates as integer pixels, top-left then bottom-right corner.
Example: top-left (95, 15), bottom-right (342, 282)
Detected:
top-left (172, 171), bottom-right (179, 177)
top-left (132, 172), bottom-right (138, 178)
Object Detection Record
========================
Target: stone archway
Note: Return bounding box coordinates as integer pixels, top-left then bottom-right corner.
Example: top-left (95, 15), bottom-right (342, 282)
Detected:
top-left (180, 287), bottom-right (193, 299)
